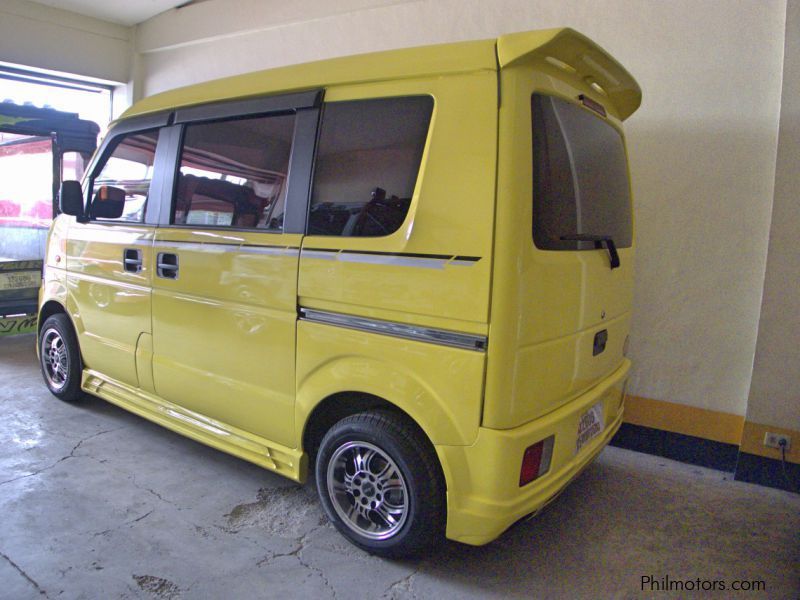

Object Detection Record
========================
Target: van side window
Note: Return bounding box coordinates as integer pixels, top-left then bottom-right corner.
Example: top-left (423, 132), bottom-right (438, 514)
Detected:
top-left (172, 113), bottom-right (295, 230)
top-left (308, 96), bottom-right (432, 237)
top-left (91, 130), bottom-right (159, 223)
top-left (531, 94), bottom-right (632, 250)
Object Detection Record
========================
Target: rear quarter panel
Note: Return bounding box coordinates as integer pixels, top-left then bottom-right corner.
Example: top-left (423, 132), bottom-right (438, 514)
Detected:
top-left (296, 71), bottom-right (497, 447)
top-left (298, 72), bottom-right (497, 334)
top-left (296, 321), bottom-right (486, 446)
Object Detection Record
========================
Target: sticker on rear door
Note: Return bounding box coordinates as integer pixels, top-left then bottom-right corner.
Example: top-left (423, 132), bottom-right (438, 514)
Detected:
top-left (576, 401), bottom-right (604, 454)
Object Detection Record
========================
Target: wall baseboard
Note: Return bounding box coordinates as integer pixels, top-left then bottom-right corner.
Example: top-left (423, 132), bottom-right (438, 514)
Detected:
top-left (623, 395), bottom-right (744, 445)
top-left (611, 396), bottom-right (800, 494)
top-left (610, 422), bottom-right (740, 472)
top-left (734, 451), bottom-right (800, 494)
top-left (739, 421), bottom-right (800, 464)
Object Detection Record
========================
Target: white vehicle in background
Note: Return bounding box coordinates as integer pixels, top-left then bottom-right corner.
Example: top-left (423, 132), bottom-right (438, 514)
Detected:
top-left (0, 102), bottom-right (98, 335)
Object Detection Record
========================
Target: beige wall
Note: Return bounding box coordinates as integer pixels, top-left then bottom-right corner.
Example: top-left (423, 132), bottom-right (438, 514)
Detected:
top-left (134, 0), bottom-right (787, 418)
top-left (0, 0), bottom-right (130, 82)
top-left (746, 0), bottom-right (800, 432)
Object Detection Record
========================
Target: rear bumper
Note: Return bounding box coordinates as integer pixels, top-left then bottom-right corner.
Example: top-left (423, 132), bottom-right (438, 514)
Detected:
top-left (438, 359), bottom-right (629, 545)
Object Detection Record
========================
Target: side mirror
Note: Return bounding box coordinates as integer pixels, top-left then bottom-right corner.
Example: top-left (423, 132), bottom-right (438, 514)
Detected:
top-left (59, 180), bottom-right (85, 219)
top-left (90, 185), bottom-right (126, 219)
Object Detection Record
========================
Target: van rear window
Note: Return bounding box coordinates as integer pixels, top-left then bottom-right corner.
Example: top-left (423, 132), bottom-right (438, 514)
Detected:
top-left (531, 94), bottom-right (632, 250)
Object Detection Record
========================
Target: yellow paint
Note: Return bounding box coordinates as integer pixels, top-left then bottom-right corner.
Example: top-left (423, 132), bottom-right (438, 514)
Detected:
top-left (295, 321), bottom-right (486, 447)
top-left (298, 72), bottom-right (497, 333)
top-left (82, 368), bottom-right (306, 482)
top-left (484, 40), bottom-right (634, 431)
top-left (151, 228), bottom-right (302, 448)
top-left (65, 222), bottom-right (155, 388)
top-left (40, 28), bottom-right (641, 546)
top-left (442, 360), bottom-right (629, 544)
top-left (740, 421), bottom-right (800, 465)
top-left (496, 28), bottom-right (641, 120)
top-left (122, 39), bottom-right (497, 120)
top-left (622, 395), bottom-right (745, 446)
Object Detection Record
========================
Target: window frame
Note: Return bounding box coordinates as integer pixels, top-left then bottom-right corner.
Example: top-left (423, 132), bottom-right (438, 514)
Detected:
top-left (158, 90), bottom-right (322, 235)
top-left (84, 112), bottom-right (171, 227)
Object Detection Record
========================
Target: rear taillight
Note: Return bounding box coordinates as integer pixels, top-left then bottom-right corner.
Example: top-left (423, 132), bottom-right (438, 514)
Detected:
top-left (519, 435), bottom-right (555, 486)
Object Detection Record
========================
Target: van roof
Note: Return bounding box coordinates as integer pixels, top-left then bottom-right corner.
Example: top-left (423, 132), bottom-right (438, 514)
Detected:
top-left (122, 28), bottom-right (641, 122)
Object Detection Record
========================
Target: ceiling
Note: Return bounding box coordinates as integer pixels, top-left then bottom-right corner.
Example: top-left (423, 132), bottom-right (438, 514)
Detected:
top-left (29, 0), bottom-right (190, 26)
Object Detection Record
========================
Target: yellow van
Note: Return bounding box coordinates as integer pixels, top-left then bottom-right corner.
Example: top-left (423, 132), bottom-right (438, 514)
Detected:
top-left (38, 27), bottom-right (640, 557)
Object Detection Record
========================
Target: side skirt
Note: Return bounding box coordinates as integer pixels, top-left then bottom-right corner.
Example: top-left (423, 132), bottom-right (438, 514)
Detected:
top-left (81, 369), bottom-right (307, 483)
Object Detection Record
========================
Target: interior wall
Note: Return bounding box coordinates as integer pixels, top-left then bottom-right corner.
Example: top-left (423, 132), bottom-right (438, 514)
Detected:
top-left (742, 0), bottom-right (800, 461)
top-left (0, 0), bottom-right (130, 83)
top-left (134, 0), bottom-right (786, 421)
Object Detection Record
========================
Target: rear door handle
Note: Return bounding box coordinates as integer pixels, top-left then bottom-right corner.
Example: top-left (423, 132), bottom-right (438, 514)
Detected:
top-left (593, 329), bottom-right (608, 356)
top-left (123, 248), bottom-right (142, 273)
top-left (157, 252), bottom-right (179, 279)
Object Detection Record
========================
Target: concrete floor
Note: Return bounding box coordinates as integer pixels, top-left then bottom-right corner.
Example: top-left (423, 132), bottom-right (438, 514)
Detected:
top-left (1, 334), bottom-right (798, 600)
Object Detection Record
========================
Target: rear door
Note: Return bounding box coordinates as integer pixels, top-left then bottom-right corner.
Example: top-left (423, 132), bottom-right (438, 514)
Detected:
top-left (150, 93), bottom-right (319, 447)
top-left (484, 40), bottom-right (637, 429)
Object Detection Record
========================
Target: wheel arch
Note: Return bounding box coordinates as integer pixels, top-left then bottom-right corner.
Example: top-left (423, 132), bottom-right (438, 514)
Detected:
top-left (303, 391), bottom-right (448, 533)
top-left (302, 392), bottom-right (430, 463)
top-left (37, 301), bottom-right (82, 369)
top-left (38, 300), bottom-right (68, 335)
top-left (296, 353), bottom-right (477, 451)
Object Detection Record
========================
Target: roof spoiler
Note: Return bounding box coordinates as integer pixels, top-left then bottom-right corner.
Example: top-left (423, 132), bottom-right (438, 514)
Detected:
top-left (497, 28), bottom-right (642, 121)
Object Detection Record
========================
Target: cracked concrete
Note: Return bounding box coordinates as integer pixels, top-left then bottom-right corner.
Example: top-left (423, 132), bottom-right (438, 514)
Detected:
top-left (0, 427), bottom-right (122, 487)
top-left (1, 333), bottom-right (799, 599)
top-left (1, 550), bottom-right (48, 597)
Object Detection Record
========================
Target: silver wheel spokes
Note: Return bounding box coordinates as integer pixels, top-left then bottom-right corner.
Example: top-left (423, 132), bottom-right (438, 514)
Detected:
top-left (327, 441), bottom-right (409, 541)
top-left (42, 328), bottom-right (68, 391)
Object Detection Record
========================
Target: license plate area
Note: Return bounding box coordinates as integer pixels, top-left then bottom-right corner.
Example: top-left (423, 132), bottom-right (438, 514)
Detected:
top-left (576, 401), bottom-right (604, 454)
top-left (0, 270), bottom-right (40, 290)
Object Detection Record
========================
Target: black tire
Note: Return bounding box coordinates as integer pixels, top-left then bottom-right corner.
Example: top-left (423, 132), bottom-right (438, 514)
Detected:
top-left (315, 410), bottom-right (445, 558)
top-left (38, 313), bottom-right (83, 402)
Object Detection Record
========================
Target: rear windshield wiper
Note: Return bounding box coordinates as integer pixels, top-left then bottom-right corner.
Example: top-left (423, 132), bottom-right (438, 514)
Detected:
top-left (560, 234), bottom-right (620, 270)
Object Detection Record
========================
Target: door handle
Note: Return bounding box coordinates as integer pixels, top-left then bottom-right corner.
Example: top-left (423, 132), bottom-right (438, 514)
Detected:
top-left (593, 329), bottom-right (608, 356)
top-left (123, 248), bottom-right (143, 273)
top-left (157, 252), bottom-right (179, 279)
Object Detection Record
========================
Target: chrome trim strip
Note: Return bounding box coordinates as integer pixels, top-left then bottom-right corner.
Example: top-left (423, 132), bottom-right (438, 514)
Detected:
top-left (337, 252), bottom-right (448, 270)
top-left (67, 232), bottom-right (154, 245)
top-left (153, 241), bottom-right (297, 256)
top-left (240, 245), bottom-right (298, 256)
top-left (66, 271), bottom-right (150, 293)
top-left (302, 250), bottom-right (338, 261)
top-left (299, 308), bottom-right (487, 352)
top-left (301, 249), bottom-right (481, 269)
top-left (449, 259), bottom-right (479, 267)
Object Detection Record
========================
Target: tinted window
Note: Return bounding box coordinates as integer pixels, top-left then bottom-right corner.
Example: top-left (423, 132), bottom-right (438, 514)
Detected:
top-left (173, 113), bottom-right (295, 230)
top-left (309, 96), bottom-right (432, 237)
top-left (532, 94), bottom-right (632, 250)
top-left (92, 130), bottom-right (158, 223)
